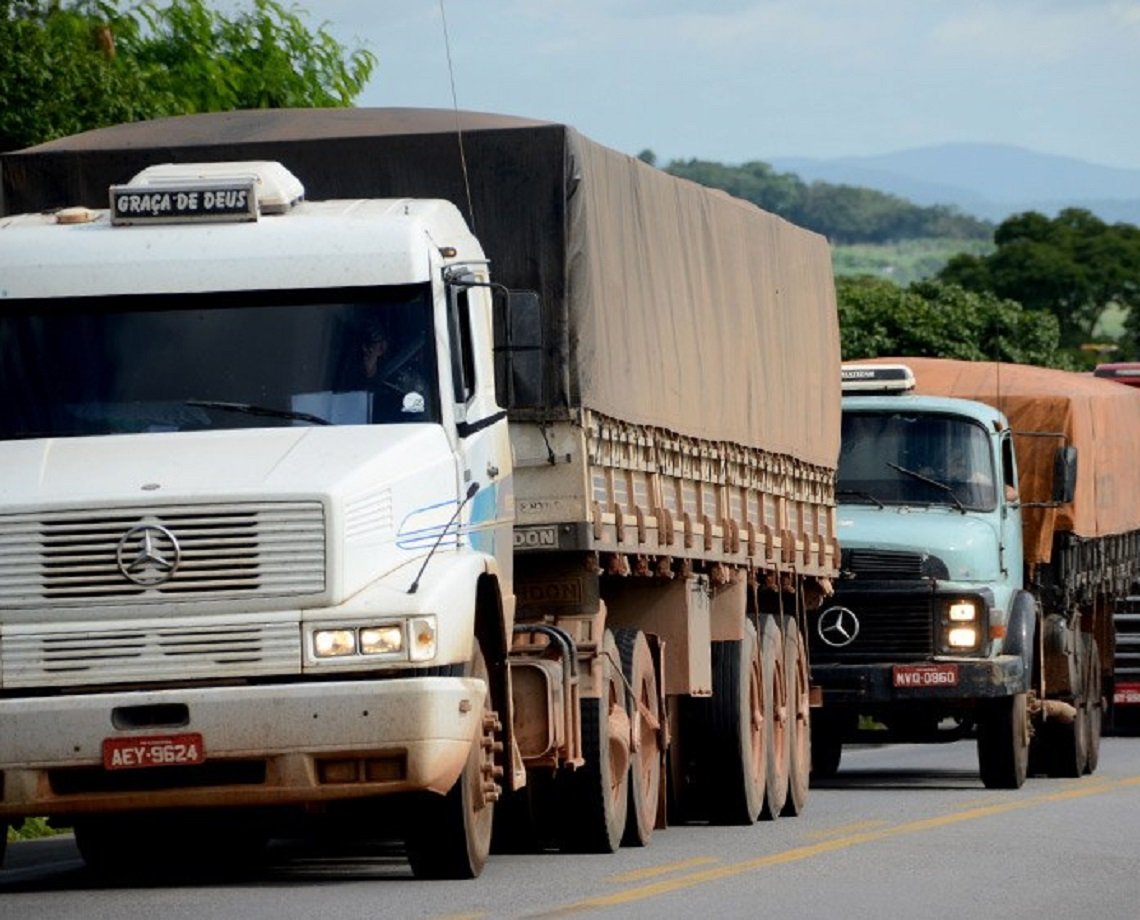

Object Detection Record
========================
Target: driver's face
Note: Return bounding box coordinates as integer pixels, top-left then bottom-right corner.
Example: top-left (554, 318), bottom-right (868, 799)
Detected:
top-left (362, 336), bottom-right (388, 377)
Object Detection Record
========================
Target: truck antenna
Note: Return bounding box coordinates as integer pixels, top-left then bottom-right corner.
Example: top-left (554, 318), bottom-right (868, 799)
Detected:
top-left (439, 0), bottom-right (477, 233)
top-left (408, 481), bottom-right (480, 594)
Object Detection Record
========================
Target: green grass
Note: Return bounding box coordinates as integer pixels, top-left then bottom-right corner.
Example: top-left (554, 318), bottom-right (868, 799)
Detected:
top-left (832, 238), bottom-right (994, 286)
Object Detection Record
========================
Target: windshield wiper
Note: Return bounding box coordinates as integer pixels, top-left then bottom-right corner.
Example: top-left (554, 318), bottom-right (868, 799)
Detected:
top-left (836, 488), bottom-right (885, 509)
top-left (185, 400), bottom-right (331, 426)
top-left (885, 461), bottom-right (966, 513)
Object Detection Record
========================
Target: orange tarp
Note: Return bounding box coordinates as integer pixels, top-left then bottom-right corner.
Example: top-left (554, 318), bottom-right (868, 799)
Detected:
top-left (856, 357), bottom-right (1140, 564)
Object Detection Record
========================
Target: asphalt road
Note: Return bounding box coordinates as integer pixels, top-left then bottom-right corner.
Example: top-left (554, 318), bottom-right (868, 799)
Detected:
top-left (4, 737), bottom-right (1140, 919)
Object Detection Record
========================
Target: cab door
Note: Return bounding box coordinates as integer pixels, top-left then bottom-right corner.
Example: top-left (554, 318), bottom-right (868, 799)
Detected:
top-left (446, 273), bottom-right (514, 591)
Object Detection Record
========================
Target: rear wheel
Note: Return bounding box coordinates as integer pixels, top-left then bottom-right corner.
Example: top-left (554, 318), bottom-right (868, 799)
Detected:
top-left (704, 626), bottom-right (767, 825)
top-left (782, 615), bottom-right (811, 816)
top-left (977, 692), bottom-right (1029, 789)
top-left (616, 628), bottom-right (662, 846)
top-left (1043, 632), bottom-right (1090, 779)
top-left (559, 629), bottom-right (630, 853)
top-left (405, 640), bottom-right (499, 879)
top-left (759, 614), bottom-right (789, 820)
top-left (1084, 638), bottom-right (1103, 775)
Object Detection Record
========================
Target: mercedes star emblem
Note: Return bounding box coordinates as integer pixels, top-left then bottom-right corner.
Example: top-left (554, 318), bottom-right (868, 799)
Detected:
top-left (116, 523), bottom-right (182, 586)
top-left (817, 606), bottom-right (860, 648)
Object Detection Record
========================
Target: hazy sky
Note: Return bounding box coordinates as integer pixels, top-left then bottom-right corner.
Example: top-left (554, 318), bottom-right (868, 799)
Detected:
top-left (298, 1), bottom-right (1140, 169)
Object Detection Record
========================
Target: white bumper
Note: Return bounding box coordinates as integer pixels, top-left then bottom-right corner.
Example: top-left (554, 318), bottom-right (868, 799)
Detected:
top-left (0, 676), bottom-right (484, 819)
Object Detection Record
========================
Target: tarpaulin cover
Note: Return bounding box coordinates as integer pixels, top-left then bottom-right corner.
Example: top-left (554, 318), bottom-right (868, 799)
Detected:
top-left (858, 357), bottom-right (1140, 563)
top-left (2, 108), bottom-right (840, 468)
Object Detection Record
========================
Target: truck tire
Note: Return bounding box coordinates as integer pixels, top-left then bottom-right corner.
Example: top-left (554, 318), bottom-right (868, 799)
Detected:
top-left (559, 629), bottom-right (630, 853)
top-left (759, 613), bottom-right (790, 820)
top-left (405, 640), bottom-right (497, 879)
top-left (1084, 637), bottom-right (1102, 775)
top-left (976, 692), bottom-right (1029, 789)
top-left (811, 712), bottom-right (843, 779)
top-left (699, 626), bottom-right (766, 826)
top-left (615, 628), bottom-right (662, 846)
top-left (782, 614), bottom-right (811, 816)
top-left (1042, 630), bottom-right (1090, 779)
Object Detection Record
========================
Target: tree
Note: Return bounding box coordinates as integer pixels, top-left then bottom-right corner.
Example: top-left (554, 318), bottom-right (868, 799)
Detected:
top-left (939, 208), bottom-right (1140, 356)
top-left (0, 0), bottom-right (376, 152)
top-left (665, 157), bottom-right (992, 245)
top-left (837, 276), bottom-right (1073, 368)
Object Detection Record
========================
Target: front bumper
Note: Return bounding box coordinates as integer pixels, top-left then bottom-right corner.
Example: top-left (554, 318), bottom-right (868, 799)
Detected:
top-left (0, 675), bottom-right (484, 820)
top-left (813, 654), bottom-right (1026, 706)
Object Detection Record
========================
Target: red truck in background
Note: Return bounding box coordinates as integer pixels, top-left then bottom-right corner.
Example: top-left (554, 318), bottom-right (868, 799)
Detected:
top-left (1095, 362), bottom-right (1140, 729)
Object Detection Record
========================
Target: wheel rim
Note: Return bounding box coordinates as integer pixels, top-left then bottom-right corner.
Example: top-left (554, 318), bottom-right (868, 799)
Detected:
top-left (607, 657), bottom-right (632, 810)
top-left (748, 643), bottom-right (765, 787)
top-left (633, 662), bottom-right (660, 810)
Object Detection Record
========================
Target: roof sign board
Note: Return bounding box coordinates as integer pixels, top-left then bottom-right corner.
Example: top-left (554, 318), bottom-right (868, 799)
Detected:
top-left (110, 179), bottom-right (258, 225)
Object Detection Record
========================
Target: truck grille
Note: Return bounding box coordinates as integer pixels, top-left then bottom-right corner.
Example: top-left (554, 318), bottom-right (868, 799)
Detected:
top-left (0, 502), bottom-right (326, 608)
top-left (1114, 596), bottom-right (1140, 681)
top-left (3, 616), bottom-right (301, 688)
top-left (842, 548), bottom-right (938, 580)
top-left (810, 593), bottom-right (934, 662)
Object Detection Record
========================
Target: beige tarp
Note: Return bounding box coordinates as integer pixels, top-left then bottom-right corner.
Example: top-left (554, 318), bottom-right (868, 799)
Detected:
top-left (567, 133), bottom-right (840, 468)
top-left (858, 357), bottom-right (1140, 563)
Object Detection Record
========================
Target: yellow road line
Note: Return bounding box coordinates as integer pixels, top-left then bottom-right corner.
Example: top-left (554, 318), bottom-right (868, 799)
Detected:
top-left (528, 774), bottom-right (1140, 917)
top-left (800, 818), bottom-right (889, 841)
top-left (609, 856), bottom-right (719, 883)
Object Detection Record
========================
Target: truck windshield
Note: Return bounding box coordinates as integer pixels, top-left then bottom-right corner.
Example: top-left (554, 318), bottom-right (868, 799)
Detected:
top-left (838, 411), bottom-right (997, 511)
top-left (0, 285), bottom-right (440, 439)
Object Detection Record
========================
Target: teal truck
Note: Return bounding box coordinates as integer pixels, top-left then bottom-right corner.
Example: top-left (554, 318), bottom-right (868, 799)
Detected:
top-left (812, 358), bottom-right (1140, 788)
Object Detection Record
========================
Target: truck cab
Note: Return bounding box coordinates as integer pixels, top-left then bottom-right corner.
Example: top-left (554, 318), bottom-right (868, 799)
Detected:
top-left (811, 364), bottom-right (1035, 788)
top-left (0, 161), bottom-right (519, 877)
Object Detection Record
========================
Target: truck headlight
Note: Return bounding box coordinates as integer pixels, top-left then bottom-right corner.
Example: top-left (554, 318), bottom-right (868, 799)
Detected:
top-left (948, 602), bottom-right (977, 622)
top-left (309, 616), bottom-right (437, 663)
top-left (948, 626), bottom-right (979, 648)
top-left (360, 625), bottom-right (403, 655)
top-left (314, 629), bottom-right (358, 658)
top-left (940, 599), bottom-right (984, 652)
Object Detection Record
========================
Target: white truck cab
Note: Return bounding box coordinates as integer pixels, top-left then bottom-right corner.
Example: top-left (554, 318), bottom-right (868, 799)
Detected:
top-left (0, 162), bottom-right (516, 877)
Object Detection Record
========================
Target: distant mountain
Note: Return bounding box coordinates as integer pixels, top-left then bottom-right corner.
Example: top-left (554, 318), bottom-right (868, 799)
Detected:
top-left (768, 144), bottom-right (1140, 225)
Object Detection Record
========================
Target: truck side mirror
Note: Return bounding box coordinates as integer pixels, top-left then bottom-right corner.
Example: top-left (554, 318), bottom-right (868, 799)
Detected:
top-left (1052, 445), bottom-right (1077, 504)
top-left (494, 290), bottom-right (544, 408)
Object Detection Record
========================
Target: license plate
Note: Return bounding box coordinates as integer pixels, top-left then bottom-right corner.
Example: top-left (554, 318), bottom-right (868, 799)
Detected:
top-left (893, 664), bottom-right (959, 688)
top-left (1114, 682), bottom-right (1140, 705)
top-left (103, 733), bottom-right (205, 770)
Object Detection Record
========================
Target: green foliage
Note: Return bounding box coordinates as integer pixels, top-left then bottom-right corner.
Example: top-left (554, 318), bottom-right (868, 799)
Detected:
top-left (0, 0), bottom-right (376, 151)
top-left (833, 238), bottom-right (994, 286)
top-left (665, 157), bottom-right (993, 246)
top-left (7, 816), bottom-right (67, 840)
top-left (837, 275), bottom-right (1073, 369)
top-left (938, 208), bottom-right (1140, 358)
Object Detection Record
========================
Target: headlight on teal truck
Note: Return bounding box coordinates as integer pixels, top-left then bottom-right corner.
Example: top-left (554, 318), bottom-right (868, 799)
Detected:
top-left (940, 599), bottom-right (985, 653)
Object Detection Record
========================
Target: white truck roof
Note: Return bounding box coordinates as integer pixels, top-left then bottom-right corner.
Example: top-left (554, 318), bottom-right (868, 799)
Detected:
top-left (0, 162), bottom-right (484, 298)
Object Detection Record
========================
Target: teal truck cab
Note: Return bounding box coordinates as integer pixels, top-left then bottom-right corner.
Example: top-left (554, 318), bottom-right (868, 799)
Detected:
top-left (811, 358), bottom-right (1140, 790)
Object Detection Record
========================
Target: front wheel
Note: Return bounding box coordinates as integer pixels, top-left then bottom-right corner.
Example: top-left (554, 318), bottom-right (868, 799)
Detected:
top-left (405, 640), bottom-right (499, 879)
top-left (977, 692), bottom-right (1029, 789)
